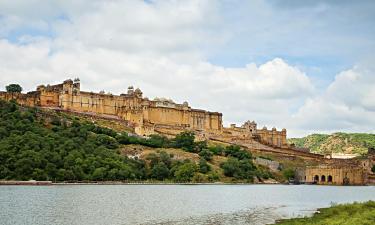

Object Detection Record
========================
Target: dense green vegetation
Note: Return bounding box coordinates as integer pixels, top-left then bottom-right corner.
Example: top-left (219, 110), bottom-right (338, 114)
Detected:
top-left (0, 100), bottom-right (272, 182)
top-left (0, 100), bottom-right (146, 181)
top-left (277, 201), bottom-right (375, 225)
top-left (5, 84), bottom-right (22, 93)
top-left (288, 133), bottom-right (375, 155)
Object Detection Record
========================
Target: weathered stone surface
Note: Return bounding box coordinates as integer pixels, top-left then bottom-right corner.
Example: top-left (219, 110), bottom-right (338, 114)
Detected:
top-left (0, 78), bottom-right (287, 147)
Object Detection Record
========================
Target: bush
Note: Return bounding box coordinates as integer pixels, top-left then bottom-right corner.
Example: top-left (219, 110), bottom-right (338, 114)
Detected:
top-left (224, 145), bottom-right (252, 160)
top-left (194, 141), bottom-right (208, 153)
top-left (173, 131), bottom-right (195, 152)
top-left (221, 158), bottom-right (241, 177)
top-left (282, 168), bottom-right (295, 180)
top-left (199, 149), bottom-right (213, 161)
top-left (193, 173), bottom-right (206, 183)
top-left (6, 84), bottom-right (22, 93)
top-left (209, 145), bottom-right (224, 155)
top-left (207, 171), bottom-right (220, 182)
top-left (174, 162), bottom-right (196, 182)
top-left (145, 134), bottom-right (171, 148)
top-left (198, 158), bottom-right (210, 174)
top-left (221, 157), bottom-right (256, 180)
top-left (151, 162), bottom-right (170, 180)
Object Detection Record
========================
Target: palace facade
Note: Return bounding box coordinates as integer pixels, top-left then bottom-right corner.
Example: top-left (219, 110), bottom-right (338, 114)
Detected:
top-left (0, 78), bottom-right (288, 148)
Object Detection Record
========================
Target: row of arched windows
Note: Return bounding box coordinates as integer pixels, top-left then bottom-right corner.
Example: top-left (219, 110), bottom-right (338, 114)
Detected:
top-left (314, 175), bottom-right (333, 183)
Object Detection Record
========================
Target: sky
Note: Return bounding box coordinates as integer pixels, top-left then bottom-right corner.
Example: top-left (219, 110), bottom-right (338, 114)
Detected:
top-left (0, 0), bottom-right (375, 137)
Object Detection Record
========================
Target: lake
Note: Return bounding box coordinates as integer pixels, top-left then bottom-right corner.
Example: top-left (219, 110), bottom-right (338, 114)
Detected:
top-left (0, 184), bottom-right (374, 225)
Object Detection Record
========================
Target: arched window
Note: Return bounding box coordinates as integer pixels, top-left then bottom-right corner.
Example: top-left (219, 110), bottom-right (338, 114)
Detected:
top-left (328, 175), bottom-right (333, 182)
top-left (321, 175), bottom-right (326, 182)
top-left (314, 175), bottom-right (319, 182)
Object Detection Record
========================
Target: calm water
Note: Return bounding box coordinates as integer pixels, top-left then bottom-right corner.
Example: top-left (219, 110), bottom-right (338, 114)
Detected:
top-left (0, 185), bottom-right (374, 225)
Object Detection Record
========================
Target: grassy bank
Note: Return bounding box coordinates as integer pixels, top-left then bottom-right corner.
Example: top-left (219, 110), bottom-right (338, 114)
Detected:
top-left (277, 201), bottom-right (375, 225)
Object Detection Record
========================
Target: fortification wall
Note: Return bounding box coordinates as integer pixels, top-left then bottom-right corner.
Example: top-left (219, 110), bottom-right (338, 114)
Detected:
top-left (305, 166), bottom-right (366, 185)
top-left (1, 79), bottom-right (284, 146)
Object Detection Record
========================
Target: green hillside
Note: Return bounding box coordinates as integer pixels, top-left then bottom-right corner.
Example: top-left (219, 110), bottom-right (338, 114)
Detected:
top-left (0, 100), bottom-right (275, 183)
top-left (288, 133), bottom-right (375, 155)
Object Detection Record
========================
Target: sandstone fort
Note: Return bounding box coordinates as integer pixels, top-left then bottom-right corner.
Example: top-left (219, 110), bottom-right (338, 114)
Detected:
top-left (1, 78), bottom-right (374, 185)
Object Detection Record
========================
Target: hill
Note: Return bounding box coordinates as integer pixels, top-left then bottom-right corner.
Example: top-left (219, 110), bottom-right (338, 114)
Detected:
top-left (0, 100), bottom-right (279, 183)
top-left (288, 133), bottom-right (375, 155)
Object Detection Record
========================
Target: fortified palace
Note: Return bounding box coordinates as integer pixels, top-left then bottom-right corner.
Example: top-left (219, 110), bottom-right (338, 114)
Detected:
top-left (0, 78), bottom-right (287, 148)
top-left (2, 78), bottom-right (374, 185)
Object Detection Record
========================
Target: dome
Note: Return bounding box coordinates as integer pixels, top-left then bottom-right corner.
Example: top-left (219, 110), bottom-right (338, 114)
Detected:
top-left (135, 88), bottom-right (142, 93)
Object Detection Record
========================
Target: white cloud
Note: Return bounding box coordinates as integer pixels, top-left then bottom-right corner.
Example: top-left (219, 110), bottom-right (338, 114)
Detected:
top-left (0, 0), bottom-right (374, 138)
top-left (290, 65), bottom-right (375, 136)
top-left (0, 37), bottom-right (314, 134)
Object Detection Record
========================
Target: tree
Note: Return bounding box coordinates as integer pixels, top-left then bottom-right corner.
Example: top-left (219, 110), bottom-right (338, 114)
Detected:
top-left (282, 168), bottom-right (295, 180)
top-left (224, 145), bottom-right (252, 160)
top-left (92, 167), bottom-right (107, 181)
top-left (159, 151), bottom-right (172, 168)
top-left (209, 145), bottom-right (224, 155)
top-left (151, 162), bottom-right (170, 180)
top-left (199, 158), bottom-right (210, 174)
top-left (146, 134), bottom-right (170, 148)
top-left (221, 158), bottom-right (240, 177)
top-left (221, 158), bottom-right (256, 180)
top-left (194, 141), bottom-right (208, 153)
top-left (174, 162), bottom-right (196, 182)
top-left (6, 84), bottom-right (22, 93)
top-left (199, 149), bottom-right (213, 161)
top-left (173, 131), bottom-right (195, 151)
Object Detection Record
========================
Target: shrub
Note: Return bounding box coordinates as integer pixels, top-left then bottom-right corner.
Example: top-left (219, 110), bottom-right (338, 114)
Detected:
top-left (151, 162), bottom-right (170, 180)
top-left (224, 145), bottom-right (252, 160)
top-left (209, 145), bottom-right (224, 155)
top-left (221, 157), bottom-right (256, 180)
top-left (198, 158), bottom-right (210, 174)
top-left (199, 149), bottom-right (213, 161)
top-left (207, 171), bottom-right (220, 182)
top-left (282, 168), bottom-right (295, 180)
top-left (174, 162), bottom-right (197, 182)
top-left (173, 131), bottom-right (195, 152)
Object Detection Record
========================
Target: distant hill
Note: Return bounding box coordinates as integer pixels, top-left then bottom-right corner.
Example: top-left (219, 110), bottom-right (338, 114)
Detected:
top-left (288, 133), bottom-right (375, 155)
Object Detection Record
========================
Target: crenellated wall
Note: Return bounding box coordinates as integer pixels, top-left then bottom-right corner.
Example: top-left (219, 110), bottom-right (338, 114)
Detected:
top-left (1, 78), bottom-right (286, 146)
top-left (223, 121), bottom-right (288, 148)
top-left (2, 79), bottom-right (224, 136)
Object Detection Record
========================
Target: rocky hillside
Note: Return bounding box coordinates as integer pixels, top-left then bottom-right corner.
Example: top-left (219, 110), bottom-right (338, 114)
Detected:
top-left (288, 133), bottom-right (375, 155)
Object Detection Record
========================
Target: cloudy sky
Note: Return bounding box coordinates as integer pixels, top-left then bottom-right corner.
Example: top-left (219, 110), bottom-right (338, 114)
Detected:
top-left (1, 0), bottom-right (375, 137)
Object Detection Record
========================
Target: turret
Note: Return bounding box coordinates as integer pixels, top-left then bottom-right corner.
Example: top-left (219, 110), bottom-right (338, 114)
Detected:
top-left (73, 78), bottom-right (80, 95)
top-left (63, 79), bottom-right (73, 94)
top-left (127, 86), bottom-right (134, 95)
top-left (134, 88), bottom-right (143, 98)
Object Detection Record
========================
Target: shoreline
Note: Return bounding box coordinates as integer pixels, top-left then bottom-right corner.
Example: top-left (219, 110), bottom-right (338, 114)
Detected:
top-left (0, 180), bottom-right (372, 186)
top-left (275, 201), bottom-right (375, 224)
top-left (0, 180), bottom-right (279, 186)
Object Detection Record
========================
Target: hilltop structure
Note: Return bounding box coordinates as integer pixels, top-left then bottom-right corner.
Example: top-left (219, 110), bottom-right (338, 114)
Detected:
top-left (0, 78), bottom-right (287, 148)
top-left (2, 78), bottom-right (374, 185)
